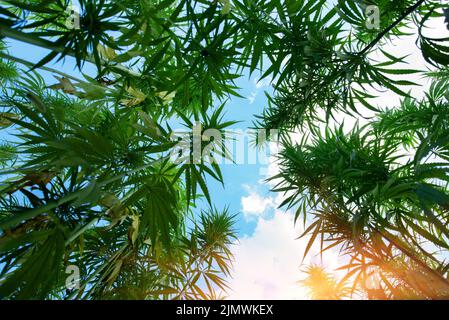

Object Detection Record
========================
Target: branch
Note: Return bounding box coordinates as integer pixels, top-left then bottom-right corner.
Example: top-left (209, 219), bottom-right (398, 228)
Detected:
top-left (0, 24), bottom-right (141, 78)
top-left (359, 0), bottom-right (426, 55)
top-left (0, 52), bottom-right (84, 83)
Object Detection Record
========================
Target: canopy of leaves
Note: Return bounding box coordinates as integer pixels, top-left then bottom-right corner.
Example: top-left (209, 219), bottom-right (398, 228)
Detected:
top-left (1, 0), bottom-right (449, 300)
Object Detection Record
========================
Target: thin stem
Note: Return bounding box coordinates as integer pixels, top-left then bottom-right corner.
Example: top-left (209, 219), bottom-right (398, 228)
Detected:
top-left (64, 217), bottom-right (100, 246)
top-left (0, 25), bottom-right (64, 53)
top-left (0, 158), bottom-right (163, 230)
top-left (0, 24), bottom-right (141, 78)
top-left (379, 229), bottom-right (449, 290)
top-left (359, 0), bottom-right (426, 55)
top-left (0, 52), bottom-right (84, 83)
top-left (67, 243), bottom-right (128, 300)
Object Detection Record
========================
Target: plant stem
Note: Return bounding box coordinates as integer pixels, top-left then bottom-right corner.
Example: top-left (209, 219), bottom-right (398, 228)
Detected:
top-left (359, 0), bottom-right (426, 55)
top-left (65, 217), bottom-right (100, 246)
top-left (0, 24), bottom-right (141, 78)
top-left (0, 52), bottom-right (84, 83)
top-left (379, 229), bottom-right (449, 290)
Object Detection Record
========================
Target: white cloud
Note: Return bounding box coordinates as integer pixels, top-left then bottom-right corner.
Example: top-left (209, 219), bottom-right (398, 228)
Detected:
top-left (226, 211), bottom-right (342, 300)
top-left (248, 91), bottom-right (257, 104)
top-left (241, 190), bottom-right (274, 219)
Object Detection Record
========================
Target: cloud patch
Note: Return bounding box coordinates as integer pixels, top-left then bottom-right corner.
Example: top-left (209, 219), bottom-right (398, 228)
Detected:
top-left (226, 211), bottom-right (341, 299)
top-left (241, 189), bottom-right (274, 219)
